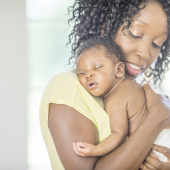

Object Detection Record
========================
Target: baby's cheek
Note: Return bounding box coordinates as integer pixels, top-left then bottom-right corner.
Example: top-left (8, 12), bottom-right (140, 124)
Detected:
top-left (79, 78), bottom-right (86, 87)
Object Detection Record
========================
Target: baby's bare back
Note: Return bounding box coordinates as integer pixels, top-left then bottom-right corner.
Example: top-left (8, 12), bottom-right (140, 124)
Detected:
top-left (105, 79), bottom-right (148, 136)
top-left (120, 79), bottom-right (148, 135)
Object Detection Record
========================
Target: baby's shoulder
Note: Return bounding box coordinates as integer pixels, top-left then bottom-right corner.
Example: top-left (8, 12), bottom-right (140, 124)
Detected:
top-left (120, 79), bottom-right (143, 93)
top-left (117, 79), bottom-right (145, 103)
top-left (106, 79), bottom-right (144, 107)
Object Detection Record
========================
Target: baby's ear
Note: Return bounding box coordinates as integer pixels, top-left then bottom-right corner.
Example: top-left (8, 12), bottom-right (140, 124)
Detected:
top-left (115, 62), bottom-right (125, 78)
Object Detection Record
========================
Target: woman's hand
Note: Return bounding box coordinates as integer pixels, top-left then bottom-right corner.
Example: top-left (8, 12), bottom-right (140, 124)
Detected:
top-left (140, 84), bottom-right (170, 169)
top-left (143, 84), bottom-right (170, 129)
top-left (140, 145), bottom-right (170, 169)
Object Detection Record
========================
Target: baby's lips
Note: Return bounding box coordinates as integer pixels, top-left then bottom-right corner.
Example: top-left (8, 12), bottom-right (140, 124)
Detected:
top-left (86, 80), bottom-right (94, 88)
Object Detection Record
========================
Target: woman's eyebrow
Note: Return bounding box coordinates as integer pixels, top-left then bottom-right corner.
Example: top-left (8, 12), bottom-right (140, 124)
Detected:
top-left (132, 19), bottom-right (168, 35)
top-left (162, 31), bottom-right (168, 35)
top-left (132, 19), bottom-right (148, 26)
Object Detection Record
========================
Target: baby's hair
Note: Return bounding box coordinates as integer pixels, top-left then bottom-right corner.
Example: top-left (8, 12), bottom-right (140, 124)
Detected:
top-left (75, 37), bottom-right (124, 65)
top-left (67, 0), bottom-right (170, 84)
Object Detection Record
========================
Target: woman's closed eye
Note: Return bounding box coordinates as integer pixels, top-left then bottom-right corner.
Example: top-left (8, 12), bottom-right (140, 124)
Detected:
top-left (129, 29), bottom-right (161, 49)
top-left (152, 42), bottom-right (161, 49)
top-left (129, 30), bottom-right (142, 39)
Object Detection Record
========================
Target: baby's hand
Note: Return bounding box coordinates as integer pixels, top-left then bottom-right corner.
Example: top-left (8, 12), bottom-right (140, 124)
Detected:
top-left (73, 142), bottom-right (98, 157)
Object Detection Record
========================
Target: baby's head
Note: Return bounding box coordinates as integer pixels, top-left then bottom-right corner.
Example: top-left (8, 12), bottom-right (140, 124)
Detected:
top-left (76, 37), bottom-right (125, 97)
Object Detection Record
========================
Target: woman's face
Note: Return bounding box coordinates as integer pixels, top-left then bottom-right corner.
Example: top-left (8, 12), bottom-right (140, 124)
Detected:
top-left (114, 1), bottom-right (168, 80)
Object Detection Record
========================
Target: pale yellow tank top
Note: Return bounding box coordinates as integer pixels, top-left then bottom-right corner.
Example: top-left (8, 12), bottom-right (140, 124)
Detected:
top-left (39, 72), bottom-right (111, 170)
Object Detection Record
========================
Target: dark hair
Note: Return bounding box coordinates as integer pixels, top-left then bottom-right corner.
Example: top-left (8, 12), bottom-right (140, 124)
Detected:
top-left (67, 0), bottom-right (170, 84)
top-left (75, 37), bottom-right (124, 64)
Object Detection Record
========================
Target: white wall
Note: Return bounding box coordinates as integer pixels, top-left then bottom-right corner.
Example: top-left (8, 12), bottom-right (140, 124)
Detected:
top-left (0, 0), bottom-right (27, 169)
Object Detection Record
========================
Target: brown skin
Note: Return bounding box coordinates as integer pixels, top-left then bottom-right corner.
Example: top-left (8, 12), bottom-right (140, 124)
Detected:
top-left (140, 92), bottom-right (170, 170)
top-left (49, 84), bottom-right (170, 170)
top-left (114, 1), bottom-right (168, 80)
top-left (74, 47), bottom-right (127, 156)
top-left (73, 80), bottom-right (148, 157)
top-left (49, 104), bottom-right (99, 170)
top-left (48, 1), bottom-right (170, 169)
top-left (74, 47), bottom-right (148, 157)
top-left (141, 145), bottom-right (170, 169)
top-left (74, 45), bottom-right (170, 164)
top-left (76, 47), bottom-right (122, 98)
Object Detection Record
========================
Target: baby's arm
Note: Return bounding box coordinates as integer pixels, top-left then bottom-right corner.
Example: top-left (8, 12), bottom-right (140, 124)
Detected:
top-left (73, 92), bottom-right (128, 157)
top-left (49, 84), bottom-right (170, 170)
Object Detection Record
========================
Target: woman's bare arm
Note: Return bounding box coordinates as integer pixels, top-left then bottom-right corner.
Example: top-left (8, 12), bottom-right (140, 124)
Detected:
top-left (48, 104), bottom-right (100, 170)
top-left (140, 93), bottom-right (170, 170)
top-left (48, 84), bottom-right (170, 170)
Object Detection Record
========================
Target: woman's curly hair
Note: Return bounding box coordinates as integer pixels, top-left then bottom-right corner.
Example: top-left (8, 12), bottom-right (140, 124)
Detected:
top-left (67, 0), bottom-right (170, 84)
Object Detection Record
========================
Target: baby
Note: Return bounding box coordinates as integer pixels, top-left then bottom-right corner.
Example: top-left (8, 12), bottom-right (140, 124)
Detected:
top-left (73, 37), bottom-right (170, 162)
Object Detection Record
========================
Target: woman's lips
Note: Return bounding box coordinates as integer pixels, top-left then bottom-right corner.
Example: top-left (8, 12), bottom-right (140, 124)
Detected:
top-left (125, 62), bottom-right (143, 76)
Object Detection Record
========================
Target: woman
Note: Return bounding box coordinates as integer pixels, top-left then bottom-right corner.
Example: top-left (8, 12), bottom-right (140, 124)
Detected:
top-left (40, 0), bottom-right (170, 169)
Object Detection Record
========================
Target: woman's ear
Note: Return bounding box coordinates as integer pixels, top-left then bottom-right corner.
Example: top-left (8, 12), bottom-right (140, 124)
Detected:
top-left (115, 62), bottom-right (125, 78)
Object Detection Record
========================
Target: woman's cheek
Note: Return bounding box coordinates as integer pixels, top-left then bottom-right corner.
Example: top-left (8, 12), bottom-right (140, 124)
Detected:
top-left (116, 38), bottom-right (134, 56)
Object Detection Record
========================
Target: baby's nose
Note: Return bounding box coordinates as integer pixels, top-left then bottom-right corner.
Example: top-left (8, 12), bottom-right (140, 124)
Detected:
top-left (86, 72), bottom-right (94, 78)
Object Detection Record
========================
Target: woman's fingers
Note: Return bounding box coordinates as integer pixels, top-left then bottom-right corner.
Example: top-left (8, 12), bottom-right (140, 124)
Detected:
top-left (141, 151), bottom-right (160, 170)
top-left (144, 155), bottom-right (160, 169)
top-left (143, 148), bottom-right (170, 170)
top-left (149, 150), bottom-right (159, 160)
top-left (143, 83), bottom-right (160, 109)
top-left (143, 83), bottom-right (154, 96)
top-left (143, 83), bottom-right (170, 129)
top-left (153, 144), bottom-right (170, 163)
top-left (142, 162), bottom-right (157, 170)
top-left (140, 163), bottom-right (152, 170)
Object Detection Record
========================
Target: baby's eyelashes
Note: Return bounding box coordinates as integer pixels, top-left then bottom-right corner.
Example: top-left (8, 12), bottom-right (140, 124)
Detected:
top-left (94, 65), bottom-right (103, 70)
top-left (77, 65), bottom-right (103, 77)
top-left (77, 71), bottom-right (86, 77)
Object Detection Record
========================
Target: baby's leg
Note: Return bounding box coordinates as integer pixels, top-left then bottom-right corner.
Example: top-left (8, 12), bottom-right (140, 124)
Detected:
top-left (73, 142), bottom-right (99, 157)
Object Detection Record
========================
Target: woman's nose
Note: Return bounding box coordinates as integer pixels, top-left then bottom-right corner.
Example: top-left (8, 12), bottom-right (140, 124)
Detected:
top-left (136, 49), bottom-right (150, 60)
top-left (136, 43), bottom-right (150, 60)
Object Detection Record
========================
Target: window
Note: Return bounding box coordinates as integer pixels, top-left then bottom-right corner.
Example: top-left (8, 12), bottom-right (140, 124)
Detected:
top-left (27, 0), bottom-right (73, 169)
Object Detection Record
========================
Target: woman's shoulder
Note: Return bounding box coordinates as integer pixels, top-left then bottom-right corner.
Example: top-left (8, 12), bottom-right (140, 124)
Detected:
top-left (39, 72), bottom-right (79, 111)
top-left (40, 71), bottom-right (110, 143)
top-left (45, 71), bottom-right (78, 90)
